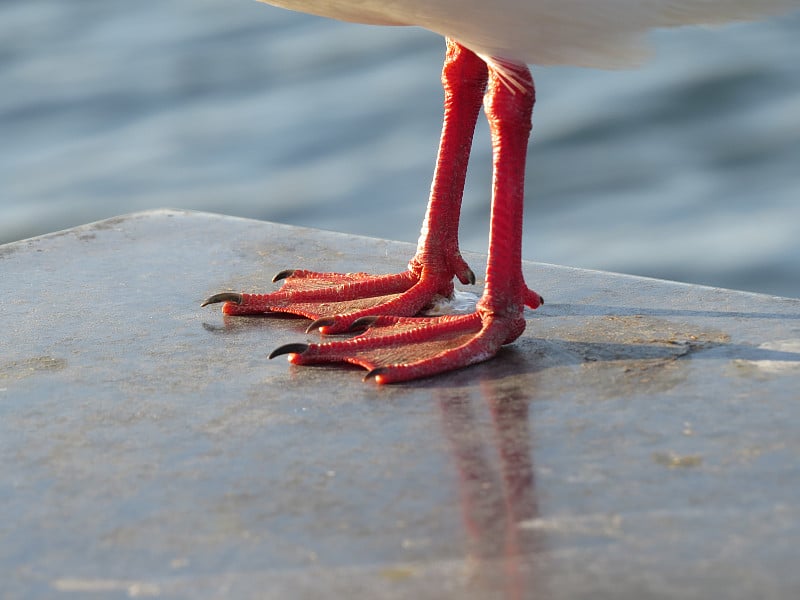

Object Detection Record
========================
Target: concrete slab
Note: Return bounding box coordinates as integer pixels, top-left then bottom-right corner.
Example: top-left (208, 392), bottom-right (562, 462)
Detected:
top-left (1, 209), bottom-right (799, 599)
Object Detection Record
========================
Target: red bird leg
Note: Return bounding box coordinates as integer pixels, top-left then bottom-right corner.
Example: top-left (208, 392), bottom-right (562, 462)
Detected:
top-left (202, 39), bottom-right (489, 333)
top-left (270, 43), bottom-right (543, 383)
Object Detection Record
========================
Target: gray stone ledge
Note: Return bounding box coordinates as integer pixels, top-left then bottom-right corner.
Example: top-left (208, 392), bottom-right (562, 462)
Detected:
top-left (1, 209), bottom-right (799, 599)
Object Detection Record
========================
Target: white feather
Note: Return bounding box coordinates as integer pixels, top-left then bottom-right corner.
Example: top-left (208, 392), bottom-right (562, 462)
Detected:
top-left (260, 0), bottom-right (800, 66)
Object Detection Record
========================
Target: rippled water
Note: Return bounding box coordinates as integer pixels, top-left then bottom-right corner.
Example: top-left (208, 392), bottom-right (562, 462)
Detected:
top-left (2, 1), bottom-right (799, 297)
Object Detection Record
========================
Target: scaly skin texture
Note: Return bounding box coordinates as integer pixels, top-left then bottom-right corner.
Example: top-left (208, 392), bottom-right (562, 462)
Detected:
top-left (204, 40), bottom-right (542, 382)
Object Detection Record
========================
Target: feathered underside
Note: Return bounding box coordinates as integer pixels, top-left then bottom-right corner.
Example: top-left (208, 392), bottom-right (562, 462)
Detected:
top-left (260, 0), bottom-right (799, 66)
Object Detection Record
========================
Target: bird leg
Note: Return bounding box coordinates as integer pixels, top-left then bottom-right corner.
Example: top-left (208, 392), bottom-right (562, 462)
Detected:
top-left (268, 42), bottom-right (543, 383)
top-left (203, 39), bottom-right (490, 334)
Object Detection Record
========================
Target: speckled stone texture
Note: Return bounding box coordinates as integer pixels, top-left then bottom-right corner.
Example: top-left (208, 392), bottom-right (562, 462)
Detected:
top-left (2, 209), bottom-right (799, 599)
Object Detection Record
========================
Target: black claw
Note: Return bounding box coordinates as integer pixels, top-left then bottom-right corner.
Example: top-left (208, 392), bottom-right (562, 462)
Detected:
top-left (465, 267), bottom-right (476, 286)
top-left (269, 343), bottom-right (309, 359)
top-left (201, 292), bottom-right (243, 307)
top-left (272, 269), bottom-right (296, 283)
top-left (306, 317), bottom-right (335, 333)
top-left (456, 266), bottom-right (476, 286)
top-left (363, 367), bottom-right (387, 382)
top-left (348, 316), bottom-right (380, 331)
top-left (539, 295), bottom-right (544, 306)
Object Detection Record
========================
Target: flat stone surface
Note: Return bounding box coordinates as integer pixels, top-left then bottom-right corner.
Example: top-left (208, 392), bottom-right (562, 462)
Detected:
top-left (2, 209), bottom-right (799, 599)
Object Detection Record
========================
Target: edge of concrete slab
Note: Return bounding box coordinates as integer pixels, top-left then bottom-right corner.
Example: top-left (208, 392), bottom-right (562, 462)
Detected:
top-left (2, 209), bottom-right (799, 599)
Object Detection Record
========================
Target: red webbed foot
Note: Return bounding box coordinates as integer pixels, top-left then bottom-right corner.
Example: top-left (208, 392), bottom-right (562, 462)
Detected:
top-left (269, 297), bottom-right (540, 384)
top-left (201, 259), bottom-right (475, 334)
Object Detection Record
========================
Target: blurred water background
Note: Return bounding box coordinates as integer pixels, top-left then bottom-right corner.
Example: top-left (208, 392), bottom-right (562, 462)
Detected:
top-left (1, 0), bottom-right (799, 298)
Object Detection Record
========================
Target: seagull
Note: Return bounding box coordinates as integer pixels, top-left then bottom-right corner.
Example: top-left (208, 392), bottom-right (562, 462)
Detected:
top-left (204, 1), bottom-right (799, 383)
